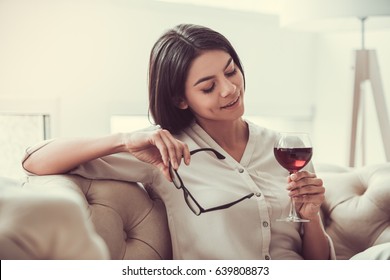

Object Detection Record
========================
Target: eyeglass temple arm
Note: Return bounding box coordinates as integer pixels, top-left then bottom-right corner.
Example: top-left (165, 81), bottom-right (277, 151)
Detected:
top-left (202, 193), bottom-right (255, 214)
top-left (190, 148), bottom-right (225, 159)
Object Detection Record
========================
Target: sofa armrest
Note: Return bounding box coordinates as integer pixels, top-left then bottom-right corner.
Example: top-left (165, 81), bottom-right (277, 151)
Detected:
top-left (0, 176), bottom-right (108, 259)
top-left (25, 174), bottom-right (172, 260)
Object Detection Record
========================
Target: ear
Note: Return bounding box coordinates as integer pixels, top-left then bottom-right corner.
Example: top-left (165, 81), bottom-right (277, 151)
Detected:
top-left (176, 98), bottom-right (188, 110)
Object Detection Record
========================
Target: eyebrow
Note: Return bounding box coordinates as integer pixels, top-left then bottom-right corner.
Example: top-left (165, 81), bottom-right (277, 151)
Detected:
top-left (193, 57), bottom-right (233, 87)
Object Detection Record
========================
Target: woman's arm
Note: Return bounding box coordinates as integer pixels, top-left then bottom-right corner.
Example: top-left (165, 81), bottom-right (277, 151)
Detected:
top-left (23, 134), bottom-right (124, 175)
top-left (301, 215), bottom-right (331, 260)
top-left (288, 171), bottom-right (332, 259)
top-left (22, 128), bottom-right (191, 181)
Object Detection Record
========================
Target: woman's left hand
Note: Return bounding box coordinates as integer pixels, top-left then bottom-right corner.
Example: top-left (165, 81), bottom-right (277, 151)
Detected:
top-left (287, 171), bottom-right (325, 220)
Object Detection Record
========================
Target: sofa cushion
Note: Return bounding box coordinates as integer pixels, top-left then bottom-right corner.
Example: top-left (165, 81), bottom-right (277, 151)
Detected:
top-left (317, 163), bottom-right (390, 259)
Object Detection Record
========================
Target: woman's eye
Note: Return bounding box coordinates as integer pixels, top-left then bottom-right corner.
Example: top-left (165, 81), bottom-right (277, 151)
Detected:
top-left (202, 83), bottom-right (215, 94)
top-left (225, 68), bottom-right (237, 77)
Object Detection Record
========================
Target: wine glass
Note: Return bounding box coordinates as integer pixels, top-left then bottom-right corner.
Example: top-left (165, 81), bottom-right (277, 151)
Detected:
top-left (274, 132), bottom-right (313, 222)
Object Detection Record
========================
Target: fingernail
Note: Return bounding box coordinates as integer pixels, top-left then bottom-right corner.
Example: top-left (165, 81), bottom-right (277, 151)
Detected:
top-left (290, 174), bottom-right (297, 180)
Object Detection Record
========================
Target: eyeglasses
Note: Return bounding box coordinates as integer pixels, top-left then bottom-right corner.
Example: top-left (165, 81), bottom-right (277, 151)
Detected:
top-left (169, 148), bottom-right (254, 216)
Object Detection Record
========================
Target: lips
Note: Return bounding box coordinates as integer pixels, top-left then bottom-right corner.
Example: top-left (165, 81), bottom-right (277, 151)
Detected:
top-left (221, 95), bottom-right (240, 109)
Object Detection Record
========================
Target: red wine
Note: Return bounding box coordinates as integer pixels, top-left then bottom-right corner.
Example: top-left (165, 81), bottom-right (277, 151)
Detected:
top-left (274, 147), bottom-right (313, 173)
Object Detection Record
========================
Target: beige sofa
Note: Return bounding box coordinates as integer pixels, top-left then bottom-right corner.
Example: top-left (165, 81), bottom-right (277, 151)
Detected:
top-left (1, 162), bottom-right (390, 260)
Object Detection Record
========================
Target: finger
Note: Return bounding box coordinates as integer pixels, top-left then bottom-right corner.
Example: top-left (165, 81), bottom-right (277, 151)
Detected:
top-left (174, 140), bottom-right (190, 167)
top-left (293, 193), bottom-right (325, 204)
top-left (159, 129), bottom-right (184, 169)
top-left (289, 170), bottom-right (316, 181)
top-left (160, 136), bottom-right (178, 169)
top-left (287, 177), bottom-right (323, 190)
top-left (151, 132), bottom-right (170, 167)
top-left (182, 142), bottom-right (191, 165)
top-left (290, 185), bottom-right (325, 197)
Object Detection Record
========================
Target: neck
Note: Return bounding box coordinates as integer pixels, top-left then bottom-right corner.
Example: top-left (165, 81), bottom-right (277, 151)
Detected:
top-left (197, 118), bottom-right (249, 150)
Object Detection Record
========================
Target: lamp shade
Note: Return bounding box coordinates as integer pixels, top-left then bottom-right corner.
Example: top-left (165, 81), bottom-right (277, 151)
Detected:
top-left (279, 0), bottom-right (390, 31)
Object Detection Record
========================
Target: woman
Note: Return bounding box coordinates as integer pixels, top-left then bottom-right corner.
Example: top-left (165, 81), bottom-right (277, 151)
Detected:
top-left (23, 24), bottom-right (334, 260)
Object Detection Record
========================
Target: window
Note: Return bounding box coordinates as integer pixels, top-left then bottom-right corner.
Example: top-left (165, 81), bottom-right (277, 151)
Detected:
top-left (0, 114), bottom-right (50, 179)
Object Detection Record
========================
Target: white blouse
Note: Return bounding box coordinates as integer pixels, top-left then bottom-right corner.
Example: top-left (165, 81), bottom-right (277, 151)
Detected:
top-left (23, 120), bottom-right (335, 260)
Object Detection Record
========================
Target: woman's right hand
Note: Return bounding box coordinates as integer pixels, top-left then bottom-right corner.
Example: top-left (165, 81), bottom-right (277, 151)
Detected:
top-left (122, 128), bottom-right (191, 181)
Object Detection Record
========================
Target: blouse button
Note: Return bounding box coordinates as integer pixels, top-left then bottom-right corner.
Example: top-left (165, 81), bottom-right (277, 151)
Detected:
top-left (263, 221), bottom-right (269, 227)
top-left (255, 192), bottom-right (261, 197)
top-left (238, 168), bottom-right (244, 173)
top-left (265, 255), bottom-right (270, 260)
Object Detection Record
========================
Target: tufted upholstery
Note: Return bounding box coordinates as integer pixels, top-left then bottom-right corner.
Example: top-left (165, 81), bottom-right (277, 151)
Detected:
top-left (317, 163), bottom-right (390, 260)
top-left (23, 174), bottom-right (172, 260)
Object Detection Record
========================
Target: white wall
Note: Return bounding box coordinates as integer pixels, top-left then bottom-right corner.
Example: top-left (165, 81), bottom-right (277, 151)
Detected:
top-left (0, 0), bottom-right (315, 136)
top-left (1, 0), bottom-right (389, 167)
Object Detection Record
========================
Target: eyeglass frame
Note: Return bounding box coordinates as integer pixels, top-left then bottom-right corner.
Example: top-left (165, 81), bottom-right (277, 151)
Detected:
top-left (168, 148), bottom-right (255, 216)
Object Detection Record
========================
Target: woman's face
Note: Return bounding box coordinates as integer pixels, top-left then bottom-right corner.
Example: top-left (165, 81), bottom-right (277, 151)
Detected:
top-left (181, 50), bottom-right (245, 127)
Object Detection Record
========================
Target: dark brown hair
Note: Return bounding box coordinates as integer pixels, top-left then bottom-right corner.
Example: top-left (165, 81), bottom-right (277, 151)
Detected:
top-left (148, 24), bottom-right (245, 134)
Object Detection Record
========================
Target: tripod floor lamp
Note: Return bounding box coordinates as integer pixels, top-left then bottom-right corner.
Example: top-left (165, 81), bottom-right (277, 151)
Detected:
top-left (350, 17), bottom-right (390, 166)
top-left (279, 0), bottom-right (390, 167)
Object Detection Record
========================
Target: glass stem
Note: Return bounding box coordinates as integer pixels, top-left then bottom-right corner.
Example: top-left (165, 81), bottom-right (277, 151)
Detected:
top-left (289, 171), bottom-right (299, 218)
top-left (289, 197), bottom-right (298, 218)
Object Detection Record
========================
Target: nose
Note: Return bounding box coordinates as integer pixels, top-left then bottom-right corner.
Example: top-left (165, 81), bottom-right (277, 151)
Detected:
top-left (220, 78), bottom-right (237, 98)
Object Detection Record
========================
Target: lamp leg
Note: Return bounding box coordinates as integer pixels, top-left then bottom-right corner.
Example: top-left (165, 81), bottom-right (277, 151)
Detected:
top-left (369, 50), bottom-right (390, 161)
top-left (349, 50), bottom-right (365, 167)
top-left (349, 50), bottom-right (390, 167)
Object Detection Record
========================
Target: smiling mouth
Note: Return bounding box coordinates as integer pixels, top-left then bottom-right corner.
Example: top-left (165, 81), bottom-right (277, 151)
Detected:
top-left (221, 95), bottom-right (240, 109)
